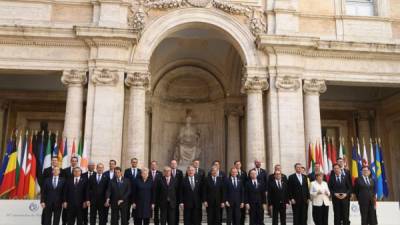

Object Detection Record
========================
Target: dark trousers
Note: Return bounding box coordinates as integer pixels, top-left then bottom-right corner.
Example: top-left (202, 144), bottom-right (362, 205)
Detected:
top-left (292, 201), bottom-right (308, 225)
top-left (312, 204), bottom-right (329, 225)
top-left (226, 203), bottom-right (241, 225)
top-left (43, 205), bottom-right (62, 225)
top-left (134, 218), bottom-right (150, 225)
top-left (67, 206), bottom-right (83, 225)
top-left (111, 204), bottom-right (128, 225)
top-left (206, 205), bottom-right (221, 225)
top-left (90, 204), bottom-right (107, 225)
top-left (183, 207), bottom-right (201, 225)
top-left (83, 208), bottom-right (88, 225)
top-left (174, 204), bottom-right (180, 225)
top-left (359, 201), bottom-right (377, 225)
top-left (249, 203), bottom-right (264, 225)
top-left (160, 205), bottom-right (176, 225)
top-left (333, 198), bottom-right (349, 225)
top-left (272, 203), bottom-right (286, 225)
top-left (240, 207), bottom-right (246, 225)
top-left (127, 205), bottom-right (134, 224)
top-left (62, 208), bottom-right (68, 225)
top-left (153, 205), bottom-right (160, 225)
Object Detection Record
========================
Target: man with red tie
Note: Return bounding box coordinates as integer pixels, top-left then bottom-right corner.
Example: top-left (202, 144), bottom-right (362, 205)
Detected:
top-left (156, 166), bottom-right (178, 225)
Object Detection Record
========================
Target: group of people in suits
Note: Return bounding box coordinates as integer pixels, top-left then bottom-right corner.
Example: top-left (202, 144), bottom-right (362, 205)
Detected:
top-left (40, 155), bottom-right (378, 225)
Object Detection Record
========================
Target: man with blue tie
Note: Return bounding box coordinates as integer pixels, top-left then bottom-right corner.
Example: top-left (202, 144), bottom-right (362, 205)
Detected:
top-left (180, 166), bottom-right (203, 225)
top-left (124, 158), bottom-right (141, 224)
top-left (88, 163), bottom-right (109, 225)
top-left (288, 163), bottom-right (310, 225)
top-left (41, 166), bottom-right (65, 225)
top-left (245, 169), bottom-right (266, 225)
top-left (354, 166), bottom-right (377, 225)
top-left (225, 167), bottom-right (245, 225)
top-left (329, 163), bottom-right (352, 225)
top-left (106, 167), bottom-right (131, 225)
top-left (203, 166), bottom-right (225, 225)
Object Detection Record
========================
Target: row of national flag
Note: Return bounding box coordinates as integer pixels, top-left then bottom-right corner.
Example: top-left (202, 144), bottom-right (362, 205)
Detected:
top-left (307, 137), bottom-right (389, 200)
top-left (0, 130), bottom-right (89, 199)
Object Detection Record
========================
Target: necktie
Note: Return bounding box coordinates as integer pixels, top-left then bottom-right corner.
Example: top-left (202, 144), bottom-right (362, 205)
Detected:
top-left (118, 178), bottom-right (122, 187)
top-left (278, 180), bottom-right (281, 189)
top-left (196, 168), bottom-right (198, 174)
top-left (337, 176), bottom-right (341, 183)
top-left (257, 168), bottom-right (259, 175)
top-left (213, 177), bottom-right (216, 185)
top-left (153, 171), bottom-right (155, 180)
top-left (53, 177), bottom-right (57, 188)
top-left (133, 169), bottom-right (136, 178)
top-left (365, 177), bottom-right (370, 186)
top-left (190, 177), bottom-right (195, 190)
top-left (253, 180), bottom-right (257, 188)
top-left (234, 177), bottom-right (237, 188)
top-left (75, 178), bottom-right (78, 186)
top-left (173, 170), bottom-right (176, 178)
top-left (167, 177), bottom-right (170, 186)
top-left (97, 175), bottom-right (101, 183)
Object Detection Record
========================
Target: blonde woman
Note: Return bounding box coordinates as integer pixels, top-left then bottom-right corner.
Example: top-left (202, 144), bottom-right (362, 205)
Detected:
top-left (310, 172), bottom-right (330, 225)
top-left (132, 167), bottom-right (155, 225)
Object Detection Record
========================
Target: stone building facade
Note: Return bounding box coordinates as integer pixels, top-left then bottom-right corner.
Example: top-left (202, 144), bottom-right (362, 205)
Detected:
top-left (0, 0), bottom-right (399, 200)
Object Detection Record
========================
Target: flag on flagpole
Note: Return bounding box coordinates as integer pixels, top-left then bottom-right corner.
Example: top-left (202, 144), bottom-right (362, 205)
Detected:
top-left (375, 141), bottom-right (384, 199)
top-left (52, 132), bottom-right (58, 157)
top-left (327, 137), bottom-right (333, 173)
top-left (77, 137), bottom-right (83, 164)
top-left (331, 137), bottom-right (337, 164)
top-left (16, 131), bottom-right (29, 198)
top-left (316, 141), bottom-right (323, 167)
top-left (378, 139), bottom-right (389, 198)
top-left (369, 139), bottom-right (376, 181)
top-left (322, 139), bottom-right (329, 180)
top-left (9, 132), bottom-right (22, 199)
top-left (356, 139), bottom-right (363, 177)
top-left (62, 138), bottom-right (69, 169)
top-left (307, 142), bottom-right (315, 174)
top-left (38, 131), bottom-right (45, 172)
top-left (24, 134), bottom-right (37, 199)
top-left (71, 139), bottom-right (76, 157)
top-left (362, 138), bottom-right (368, 166)
top-left (351, 139), bottom-right (359, 185)
top-left (0, 135), bottom-right (17, 197)
top-left (80, 140), bottom-right (89, 173)
top-left (0, 137), bottom-right (13, 185)
top-left (42, 132), bottom-right (52, 172)
top-left (57, 135), bottom-right (64, 166)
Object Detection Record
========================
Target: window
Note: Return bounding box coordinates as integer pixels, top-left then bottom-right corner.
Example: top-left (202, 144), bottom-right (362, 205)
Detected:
top-left (346, 0), bottom-right (375, 16)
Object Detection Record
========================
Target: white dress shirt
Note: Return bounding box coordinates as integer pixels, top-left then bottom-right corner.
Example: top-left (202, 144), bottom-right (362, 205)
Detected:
top-left (310, 180), bottom-right (331, 206)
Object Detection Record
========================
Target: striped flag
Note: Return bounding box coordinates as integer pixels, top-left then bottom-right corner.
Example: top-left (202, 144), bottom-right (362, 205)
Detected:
top-left (307, 142), bottom-right (315, 174)
top-left (378, 140), bottom-right (389, 198)
top-left (80, 140), bottom-right (89, 173)
top-left (42, 133), bottom-right (52, 172)
top-left (0, 138), bottom-right (13, 185)
top-left (0, 136), bottom-right (17, 197)
top-left (62, 138), bottom-right (69, 168)
top-left (322, 139), bottom-right (329, 180)
top-left (375, 142), bottom-right (384, 199)
top-left (38, 131), bottom-right (45, 172)
top-left (25, 135), bottom-right (37, 199)
top-left (356, 139), bottom-right (363, 177)
top-left (57, 136), bottom-right (64, 166)
top-left (362, 139), bottom-right (368, 166)
top-left (351, 140), bottom-right (359, 185)
top-left (16, 132), bottom-right (28, 198)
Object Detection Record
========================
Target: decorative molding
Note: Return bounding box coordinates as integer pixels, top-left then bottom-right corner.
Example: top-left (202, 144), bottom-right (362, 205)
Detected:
top-left (224, 104), bottom-right (244, 116)
top-left (125, 71), bottom-right (151, 90)
top-left (241, 76), bottom-right (268, 93)
top-left (275, 76), bottom-right (300, 91)
top-left (129, 0), bottom-right (267, 37)
top-left (303, 79), bottom-right (326, 95)
top-left (0, 38), bottom-right (85, 48)
top-left (91, 68), bottom-right (119, 86)
top-left (61, 69), bottom-right (88, 87)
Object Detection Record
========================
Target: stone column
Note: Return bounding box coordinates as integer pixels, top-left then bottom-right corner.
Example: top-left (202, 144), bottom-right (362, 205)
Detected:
top-left (303, 79), bottom-right (326, 145)
top-left (125, 71), bottom-right (150, 168)
top-left (225, 106), bottom-right (243, 167)
top-left (275, 76), bottom-right (306, 173)
top-left (61, 70), bottom-right (87, 151)
top-left (242, 76), bottom-right (268, 171)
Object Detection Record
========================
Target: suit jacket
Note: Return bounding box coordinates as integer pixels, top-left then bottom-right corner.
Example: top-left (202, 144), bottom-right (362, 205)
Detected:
top-left (132, 178), bottom-right (155, 218)
top-left (82, 171), bottom-right (96, 181)
top-left (88, 173), bottom-right (109, 206)
top-left (124, 167), bottom-right (142, 181)
top-left (249, 168), bottom-right (268, 185)
top-left (150, 170), bottom-right (162, 183)
top-left (328, 173), bottom-right (352, 199)
top-left (103, 170), bottom-right (116, 181)
top-left (156, 177), bottom-right (178, 208)
top-left (330, 168), bottom-right (352, 186)
top-left (288, 173), bottom-right (310, 203)
top-left (64, 177), bottom-right (89, 207)
top-left (180, 176), bottom-right (203, 208)
top-left (61, 167), bottom-right (75, 179)
top-left (225, 176), bottom-right (245, 205)
top-left (268, 173), bottom-right (288, 186)
top-left (171, 168), bottom-right (183, 184)
top-left (40, 166), bottom-right (57, 187)
top-left (267, 178), bottom-right (289, 206)
top-left (310, 181), bottom-right (331, 206)
top-left (106, 177), bottom-right (131, 207)
top-left (41, 176), bottom-right (65, 207)
top-left (354, 176), bottom-right (376, 206)
top-left (237, 169), bottom-right (248, 184)
top-left (207, 170), bottom-right (226, 179)
top-left (245, 179), bottom-right (266, 204)
top-left (203, 176), bottom-right (225, 206)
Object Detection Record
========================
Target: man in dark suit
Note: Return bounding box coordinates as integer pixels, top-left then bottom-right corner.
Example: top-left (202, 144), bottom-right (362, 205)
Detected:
top-left (245, 169), bottom-right (266, 225)
top-left (150, 160), bottom-right (163, 225)
top-left (63, 167), bottom-right (90, 225)
top-left (268, 164), bottom-right (287, 184)
top-left (225, 167), bottom-right (245, 225)
top-left (103, 159), bottom-right (117, 223)
top-left (354, 166), bottom-right (377, 225)
top-left (288, 163), bottom-right (310, 225)
top-left (329, 163), bottom-right (352, 225)
top-left (203, 166), bottom-right (225, 225)
top-left (61, 156), bottom-right (79, 179)
top-left (268, 170), bottom-right (289, 225)
top-left (180, 166), bottom-right (203, 225)
top-left (124, 157), bottom-right (141, 224)
top-left (192, 159), bottom-right (205, 181)
top-left (170, 159), bottom-right (183, 225)
top-left (208, 160), bottom-right (226, 178)
top-left (308, 163), bottom-right (324, 182)
top-left (233, 161), bottom-right (247, 225)
top-left (249, 160), bottom-right (268, 186)
top-left (88, 163), bottom-right (109, 225)
top-left (82, 162), bottom-right (96, 225)
top-left (42, 157), bottom-right (61, 185)
top-left (106, 167), bottom-right (131, 225)
top-left (41, 166), bottom-right (65, 225)
top-left (156, 166), bottom-right (178, 225)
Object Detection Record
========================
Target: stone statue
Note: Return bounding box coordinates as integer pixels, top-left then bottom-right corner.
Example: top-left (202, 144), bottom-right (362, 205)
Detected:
top-left (173, 111), bottom-right (201, 170)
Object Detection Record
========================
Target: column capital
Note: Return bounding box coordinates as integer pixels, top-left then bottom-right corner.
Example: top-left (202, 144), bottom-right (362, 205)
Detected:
top-left (303, 79), bottom-right (327, 95)
top-left (91, 68), bottom-right (119, 86)
top-left (125, 71), bottom-right (151, 90)
top-left (241, 76), bottom-right (269, 94)
top-left (61, 69), bottom-right (87, 87)
top-left (275, 76), bottom-right (300, 91)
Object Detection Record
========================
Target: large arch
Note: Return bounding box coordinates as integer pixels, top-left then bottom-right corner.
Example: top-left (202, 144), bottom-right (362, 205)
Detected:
top-left (132, 7), bottom-right (261, 68)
